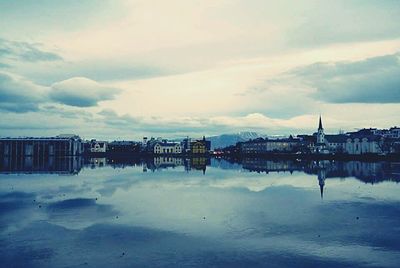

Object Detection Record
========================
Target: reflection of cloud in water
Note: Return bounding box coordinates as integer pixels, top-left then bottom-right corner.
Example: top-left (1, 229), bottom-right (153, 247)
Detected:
top-left (46, 198), bottom-right (118, 229)
top-left (1, 163), bottom-right (400, 267)
top-left (2, 219), bottom-right (400, 267)
top-left (0, 191), bottom-right (40, 233)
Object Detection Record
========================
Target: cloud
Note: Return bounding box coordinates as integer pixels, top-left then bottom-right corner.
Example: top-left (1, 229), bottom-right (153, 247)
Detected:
top-left (50, 77), bottom-right (121, 107)
top-left (0, 71), bottom-right (47, 112)
top-left (0, 71), bottom-right (121, 115)
top-left (0, 38), bottom-right (62, 62)
top-left (290, 52), bottom-right (400, 103)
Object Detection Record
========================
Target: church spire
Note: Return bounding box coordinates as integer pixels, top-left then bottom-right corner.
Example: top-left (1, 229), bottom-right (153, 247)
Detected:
top-left (319, 183), bottom-right (324, 199)
top-left (318, 115), bottom-right (323, 130)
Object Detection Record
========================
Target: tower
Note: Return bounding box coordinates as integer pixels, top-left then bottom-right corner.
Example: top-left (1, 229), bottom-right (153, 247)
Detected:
top-left (317, 115), bottom-right (325, 144)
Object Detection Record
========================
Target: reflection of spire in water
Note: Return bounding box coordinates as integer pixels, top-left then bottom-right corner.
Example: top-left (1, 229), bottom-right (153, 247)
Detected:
top-left (318, 168), bottom-right (326, 199)
top-left (319, 177), bottom-right (324, 199)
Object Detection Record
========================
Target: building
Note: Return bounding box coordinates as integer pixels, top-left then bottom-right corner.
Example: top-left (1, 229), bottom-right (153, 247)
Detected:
top-left (190, 136), bottom-right (211, 154)
top-left (108, 141), bottom-right (141, 153)
top-left (324, 134), bottom-right (348, 153)
top-left (240, 136), bottom-right (302, 154)
top-left (314, 116), bottom-right (384, 155)
top-left (344, 135), bottom-right (383, 154)
top-left (90, 140), bottom-right (107, 153)
top-left (315, 116), bottom-right (329, 153)
top-left (0, 135), bottom-right (84, 157)
top-left (153, 141), bottom-right (182, 154)
top-left (182, 137), bottom-right (192, 153)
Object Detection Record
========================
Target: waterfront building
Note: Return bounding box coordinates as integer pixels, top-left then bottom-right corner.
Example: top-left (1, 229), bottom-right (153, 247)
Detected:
top-left (344, 135), bottom-right (383, 154)
top-left (387, 127), bottom-right (400, 138)
top-left (90, 140), bottom-right (107, 153)
top-left (324, 134), bottom-right (348, 153)
top-left (153, 141), bottom-right (182, 154)
top-left (0, 135), bottom-right (84, 157)
top-left (190, 136), bottom-right (211, 154)
top-left (315, 116), bottom-right (330, 154)
top-left (182, 137), bottom-right (192, 153)
top-left (366, 127), bottom-right (400, 138)
top-left (108, 141), bottom-right (141, 153)
top-left (240, 136), bottom-right (302, 154)
top-left (313, 116), bottom-right (384, 155)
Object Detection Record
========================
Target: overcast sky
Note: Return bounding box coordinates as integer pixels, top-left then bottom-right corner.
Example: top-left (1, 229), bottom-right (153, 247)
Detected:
top-left (1, 0), bottom-right (399, 140)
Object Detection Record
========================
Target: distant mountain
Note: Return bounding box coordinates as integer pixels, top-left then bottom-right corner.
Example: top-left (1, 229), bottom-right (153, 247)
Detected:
top-left (206, 132), bottom-right (265, 149)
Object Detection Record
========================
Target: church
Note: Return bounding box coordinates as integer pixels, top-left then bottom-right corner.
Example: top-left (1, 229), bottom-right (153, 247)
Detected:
top-left (314, 116), bottom-right (383, 155)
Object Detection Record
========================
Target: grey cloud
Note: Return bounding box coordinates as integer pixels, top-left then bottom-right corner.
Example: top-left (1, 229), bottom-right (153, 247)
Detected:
top-left (50, 77), bottom-right (121, 107)
top-left (290, 52), bottom-right (400, 103)
top-left (0, 38), bottom-right (63, 62)
top-left (0, 71), bottom-right (47, 112)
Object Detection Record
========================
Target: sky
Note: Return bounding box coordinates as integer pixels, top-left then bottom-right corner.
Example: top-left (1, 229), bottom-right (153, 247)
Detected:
top-left (0, 0), bottom-right (399, 140)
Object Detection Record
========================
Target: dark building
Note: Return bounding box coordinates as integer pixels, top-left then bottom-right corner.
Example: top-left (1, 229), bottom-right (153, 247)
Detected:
top-left (108, 141), bottom-right (141, 154)
top-left (0, 135), bottom-right (84, 158)
top-left (240, 136), bottom-right (302, 154)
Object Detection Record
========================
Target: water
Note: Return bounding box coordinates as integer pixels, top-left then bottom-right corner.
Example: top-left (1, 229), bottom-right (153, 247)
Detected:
top-left (1, 157), bottom-right (400, 267)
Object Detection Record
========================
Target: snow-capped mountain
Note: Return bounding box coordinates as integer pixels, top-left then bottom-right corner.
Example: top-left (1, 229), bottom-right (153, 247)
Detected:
top-left (207, 132), bottom-right (266, 149)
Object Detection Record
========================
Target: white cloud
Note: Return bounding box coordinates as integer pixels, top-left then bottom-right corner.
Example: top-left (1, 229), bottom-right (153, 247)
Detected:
top-left (2, 1), bottom-right (400, 137)
top-left (49, 77), bottom-right (122, 107)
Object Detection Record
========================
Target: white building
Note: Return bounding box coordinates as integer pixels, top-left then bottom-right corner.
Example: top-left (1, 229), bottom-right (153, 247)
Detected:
top-left (153, 142), bottom-right (182, 154)
top-left (90, 141), bottom-right (107, 153)
top-left (345, 136), bottom-right (382, 154)
top-left (314, 116), bottom-right (383, 155)
top-left (315, 116), bottom-right (330, 154)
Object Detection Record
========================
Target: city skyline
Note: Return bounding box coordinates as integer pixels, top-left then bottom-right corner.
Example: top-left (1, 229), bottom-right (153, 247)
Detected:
top-left (1, 0), bottom-right (400, 140)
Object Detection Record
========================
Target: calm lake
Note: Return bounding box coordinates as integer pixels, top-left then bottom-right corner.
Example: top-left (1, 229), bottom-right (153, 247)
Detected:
top-left (1, 157), bottom-right (400, 267)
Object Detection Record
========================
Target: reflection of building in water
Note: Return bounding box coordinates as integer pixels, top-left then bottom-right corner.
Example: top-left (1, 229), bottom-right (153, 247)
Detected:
top-left (89, 158), bottom-right (107, 168)
top-left (0, 156), bottom-right (83, 175)
top-left (142, 157), bottom-right (210, 173)
top-left (236, 158), bottom-right (400, 184)
top-left (143, 157), bottom-right (184, 171)
top-left (154, 157), bottom-right (183, 167)
top-left (306, 161), bottom-right (400, 184)
top-left (316, 160), bottom-right (329, 199)
top-left (105, 157), bottom-right (142, 169)
top-left (318, 169), bottom-right (325, 199)
top-left (230, 158), bottom-right (400, 198)
top-left (185, 157), bottom-right (210, 174)
top-left (241, 158), bottom-right (303, 173)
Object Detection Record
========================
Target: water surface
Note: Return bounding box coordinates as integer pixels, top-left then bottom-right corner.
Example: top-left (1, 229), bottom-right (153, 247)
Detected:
top-left (1, 157), bottom-right (400, 267)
